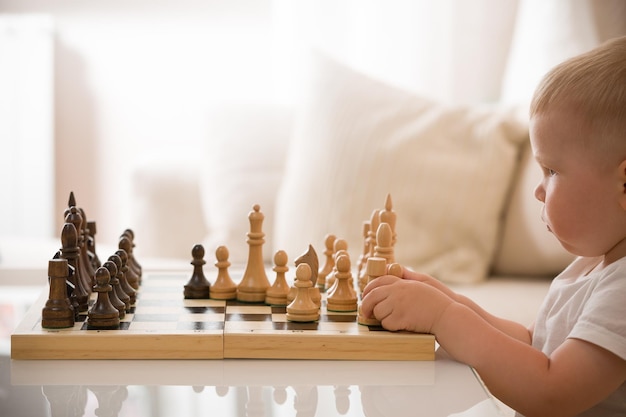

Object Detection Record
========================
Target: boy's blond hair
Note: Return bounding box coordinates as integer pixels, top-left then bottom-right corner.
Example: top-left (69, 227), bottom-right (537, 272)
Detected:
top-left (530, 36), bottom-right (626, 157)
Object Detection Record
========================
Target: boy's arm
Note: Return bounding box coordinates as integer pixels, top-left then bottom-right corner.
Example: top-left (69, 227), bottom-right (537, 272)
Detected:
top-left (360, 277), bottom-right (626, 417)
top-left (397, 268), bottom-right (533, 343)
top-left (438, 302), bottom-right (626, 417)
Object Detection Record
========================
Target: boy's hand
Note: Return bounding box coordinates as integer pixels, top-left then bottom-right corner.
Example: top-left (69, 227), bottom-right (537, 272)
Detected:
top-left (360, 275), bottom-right (454, 334)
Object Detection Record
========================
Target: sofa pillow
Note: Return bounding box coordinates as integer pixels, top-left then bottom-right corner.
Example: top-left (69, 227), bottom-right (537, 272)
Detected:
top-left (491, 141), bottom-right (575, 276)
top-left (273, 52), bottom-right (528, 284)
top-left (199, 103), bottom-right (292, 264)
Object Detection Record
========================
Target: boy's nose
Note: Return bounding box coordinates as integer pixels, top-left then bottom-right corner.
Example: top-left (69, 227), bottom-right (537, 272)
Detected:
top-left (534, 182), bottom-right (545, 203)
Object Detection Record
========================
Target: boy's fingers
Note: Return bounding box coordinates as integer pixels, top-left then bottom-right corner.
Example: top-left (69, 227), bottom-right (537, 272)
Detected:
top-left (361, 275), bottom-right (401, 298)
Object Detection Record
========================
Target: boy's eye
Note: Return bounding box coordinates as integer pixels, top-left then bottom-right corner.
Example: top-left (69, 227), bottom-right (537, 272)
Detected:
top-left (542, 166), bottom-right (557, 176)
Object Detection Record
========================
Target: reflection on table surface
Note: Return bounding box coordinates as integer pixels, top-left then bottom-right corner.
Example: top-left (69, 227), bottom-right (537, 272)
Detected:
top-left (2, 350), bottom-right (505, 417)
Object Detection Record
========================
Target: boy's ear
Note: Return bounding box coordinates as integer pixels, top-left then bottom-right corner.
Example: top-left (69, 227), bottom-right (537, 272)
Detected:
top-left (619, 159), bottom-right (626, 210)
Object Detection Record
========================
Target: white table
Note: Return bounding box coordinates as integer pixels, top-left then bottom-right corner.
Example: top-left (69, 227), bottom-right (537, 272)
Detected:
top-left (3, 348), bottom-right (506, 417)
top-left (1, 267), bottom-right (507, 417)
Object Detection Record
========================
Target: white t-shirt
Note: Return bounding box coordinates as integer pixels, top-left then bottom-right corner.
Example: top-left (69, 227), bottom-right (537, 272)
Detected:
top-left (522, 256), bottom-right (626, 416)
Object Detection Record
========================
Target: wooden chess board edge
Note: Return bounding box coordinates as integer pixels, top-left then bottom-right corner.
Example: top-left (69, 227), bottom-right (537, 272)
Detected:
top-left (11, 333), bottom-right (224, 360)
top-left (223, 333), bottom-right (435, 361)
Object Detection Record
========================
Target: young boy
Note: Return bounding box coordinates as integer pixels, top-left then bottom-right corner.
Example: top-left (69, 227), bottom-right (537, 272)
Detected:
top-left (360, 36), bottom-right (626, 417)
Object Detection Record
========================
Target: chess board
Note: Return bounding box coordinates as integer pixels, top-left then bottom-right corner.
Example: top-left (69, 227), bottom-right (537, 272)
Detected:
top-left (11, 271), bottom-right (435, 361)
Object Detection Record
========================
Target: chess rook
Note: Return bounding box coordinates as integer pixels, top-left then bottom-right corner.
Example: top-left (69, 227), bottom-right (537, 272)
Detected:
top-left (42, 258), bottom-right (75, 329)
top-left (237, 205), bottom-right (270, 303)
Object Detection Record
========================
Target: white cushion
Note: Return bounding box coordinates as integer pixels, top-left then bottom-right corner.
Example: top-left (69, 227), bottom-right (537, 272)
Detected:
top-left (273, 52), bottom-right (528, 284)
top-left (199, 103), bottom-right (292, 264)
top-left (491, 141), bottom-right (575, 276)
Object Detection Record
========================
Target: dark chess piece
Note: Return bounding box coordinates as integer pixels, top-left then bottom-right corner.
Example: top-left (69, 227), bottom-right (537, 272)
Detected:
top-left (59, 221), bottom-right (89, 313)
top-left (64, 205), bottom-right (94, 295)
top-left (86, 267), bottom-right (121, 330)
top-left (42, 258), bottom-right (75, 329)
top-left (86, 220), bottom-right (102, 270)
top-left (118, 235), bottom-right (140, 290)
top-left (112, 250), bottom-right (137, 305)
top-left (122, 229), bottom-right (142, 283)
top-left (103, 260), bottom-right (130, 313)
top-left (101, 260), bottom-right (126, 319)
top-left (184, 244), bottom-right (211, 299)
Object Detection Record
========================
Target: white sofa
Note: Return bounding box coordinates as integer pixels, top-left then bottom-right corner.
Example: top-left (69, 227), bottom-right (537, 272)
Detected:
top-left (130, 53), bottom-right (575, 328)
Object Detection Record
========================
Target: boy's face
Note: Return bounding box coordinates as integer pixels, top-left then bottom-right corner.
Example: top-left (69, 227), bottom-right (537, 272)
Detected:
top-left (530, 110), bottom-right (626, 261)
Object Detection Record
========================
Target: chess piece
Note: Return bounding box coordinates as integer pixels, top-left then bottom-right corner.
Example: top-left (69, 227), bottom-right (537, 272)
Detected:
top-left (357, 257), bottom-right (386, 326)
top-left (374, 222), bottom-right (394, 264)
top-left (42, 258), bottom-right (75, 328)
top-left (87, 267), bottom-right (121, 330)
top-left (237, 205), bottom-right (270, 302)
top-left (379, 193), bottom-right (397, 246)
top-left (119, 236), bottom-right (140, 290)
top-left (326, 254), bottom-right (358, 312)
top-left (286, 263), bottom-right (320, 322)
top-left (102, 260), bottom-right (126, 319)
top-left (120, 231), bottom-right (142, 285)
top-left (64, 206), bottom-right (94, 296)
top-left (388, 262), bottom-right (404, 278)
top-left (265, 250), bottom-right (290, 306)
top-left (295, 244), bottom-right (321, 306)
top-left (59, 221), bottom-right (89, 313)
top-left (184, 244), bottom-right (211, 299)
top-left (103, 259), bottom-right (130, 313)
top-left (86, 221), bottom-right (101, 270)
top-left (110, 252), bottom-right (136, 305)
top-left (210, 245), bottom-right (237, 300)
top-left (356, 221), bottom-right (370, 282)
top-left (358, 209), bottom-right (380, 286)
top-left (325, 238), bottom-right (348, 291)
top-left (317, 234), bottom-right (336, 292)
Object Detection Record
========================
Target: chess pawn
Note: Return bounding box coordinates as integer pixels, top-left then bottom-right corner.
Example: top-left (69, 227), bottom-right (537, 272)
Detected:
top-left (104, 259), bottom-right (131, 313)
top-left (210, 245), bottom-right (237, 300)
top-left (326, 254), bottom-right (358, 312)
top-left (119, 236), bottom-right (140, 290)
top-left (184, 244), bottom-right (211, 299)
top-left (317, 234), bottom-right (336, 292)
top-left (102, 260), bottom-right (126, 319)
top-left (119, 233), bottom-right (141, 286)
top-left (87, 267), bottom-right (121, 330)
top-left (286, 263), bottom-right (320, 322)
top-left (110, 252), bottom-right (136, 306)
top-left (237, 205), bottom-right (270, 302)
top-left (265, 250), bottom-right (290, 306)
top-left (42, 258), bottom-right (75, 329)
top-left (122, 229), bottom-right (142, 278)
top-left (357, 257), bottom-right (386, 326)
top-left (325, 238), bottom-right (348, 291)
